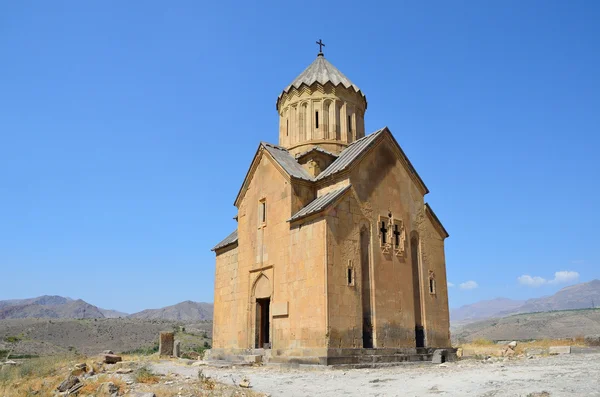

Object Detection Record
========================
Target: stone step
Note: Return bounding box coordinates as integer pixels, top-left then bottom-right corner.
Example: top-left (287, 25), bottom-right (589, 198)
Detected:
top-left (331, 361), bottom-right (434, 369)
top-left (320, 353), bottom-right (433, 366)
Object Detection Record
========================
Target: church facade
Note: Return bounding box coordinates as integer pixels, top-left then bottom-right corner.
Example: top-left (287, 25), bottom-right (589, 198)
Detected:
top-left (211, 49), bottom-right (451, 364)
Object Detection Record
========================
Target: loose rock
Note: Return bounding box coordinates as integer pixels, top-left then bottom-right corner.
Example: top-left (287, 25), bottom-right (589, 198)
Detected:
top-left (98, 381), bottom-right (119, 394)
top-left (102, 354), bottom-right (122, 364)
top-left (239, 377), bottom-right (251, 388)
top-left (57, 376), bottom-right (80, 392)
top-left (549, 346), bottom-right (571, 355)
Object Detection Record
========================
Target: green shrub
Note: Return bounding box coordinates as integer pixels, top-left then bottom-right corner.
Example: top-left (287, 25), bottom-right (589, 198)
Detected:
top-left (122, 343), bottom-right (159, 356)
top-left (4, 336), bottom-right (21, 343)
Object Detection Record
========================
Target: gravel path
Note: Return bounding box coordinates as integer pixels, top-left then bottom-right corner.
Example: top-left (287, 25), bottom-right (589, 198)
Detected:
top-left (151, 352), bottom-right (600, 397)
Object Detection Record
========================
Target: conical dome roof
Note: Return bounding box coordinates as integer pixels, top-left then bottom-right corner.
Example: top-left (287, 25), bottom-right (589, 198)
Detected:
top-left (277, 53), bottom-right (366, 109)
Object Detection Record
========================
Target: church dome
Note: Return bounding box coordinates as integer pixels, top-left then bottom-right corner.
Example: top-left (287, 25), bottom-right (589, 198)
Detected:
top-left (277, 51), bottom-right (368, 156)
top-left (276, 53), bottom-right (367, 110)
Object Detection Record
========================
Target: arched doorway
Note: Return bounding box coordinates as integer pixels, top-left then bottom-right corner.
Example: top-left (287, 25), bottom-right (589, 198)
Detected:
top-left (252, 274), bottom-right (271, 349)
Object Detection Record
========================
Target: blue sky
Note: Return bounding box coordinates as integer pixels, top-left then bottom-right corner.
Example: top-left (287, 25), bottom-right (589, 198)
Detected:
top-left (1, 1), bottom-right (599, 313)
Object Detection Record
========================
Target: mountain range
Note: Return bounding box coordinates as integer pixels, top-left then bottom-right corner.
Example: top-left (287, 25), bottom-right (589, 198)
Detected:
top-left (451, 279), bottom-right (600, 324)
top-left (3, 279), bottom-right (599, 324)
top-left (0, 296), bottom-right (213, 322)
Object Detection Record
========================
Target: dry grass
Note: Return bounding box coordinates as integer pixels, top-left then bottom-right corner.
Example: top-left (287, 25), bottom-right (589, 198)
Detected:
top-left (471, 338), bottom-right (495, 345)
top-left (79, 374), bottom-right (129, 395)
top-left (134, 365), bottom-right (160, 384)
top-left (459, 337), bottom-right (588, 357)
top-left (0, 356), bottom-right (73, 397)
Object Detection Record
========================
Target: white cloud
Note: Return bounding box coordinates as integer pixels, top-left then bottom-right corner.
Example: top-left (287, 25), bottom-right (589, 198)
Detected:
top-left (517, 275), bottom-right (547, 287)
top-left (518, 271), bottom-right (579, 287)
top-left (550, 271), bottom-right (579, 284)
top-left (447, 282), bottom-right (455, 288)
top-left (459, 280), bottom-right (478, 290)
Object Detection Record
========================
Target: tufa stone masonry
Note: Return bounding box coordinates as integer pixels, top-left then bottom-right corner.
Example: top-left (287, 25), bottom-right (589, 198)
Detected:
top-left (211, 45), bottom-right (453, 365)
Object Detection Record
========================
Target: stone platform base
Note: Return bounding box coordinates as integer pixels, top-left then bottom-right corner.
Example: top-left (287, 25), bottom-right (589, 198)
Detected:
top-left (205, 347), bottom-right (457, 368)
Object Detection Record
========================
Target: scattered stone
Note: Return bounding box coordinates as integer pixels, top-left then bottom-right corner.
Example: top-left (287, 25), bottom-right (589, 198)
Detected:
top-left (57, 376), bottom-right (80, 392)
top-left (504, 348), bottom-right (515, 357)
top-left (508, 341), bottom-right (518, 349)
top-left (102, 354), bottom-right (122, 364)
top-left (432, 349), bottom-right (449, 364)
top-left (130, 393), bottom-right (156, 397)
top-left (67, 382), bottom-right (84, 394)
top-left (103, 350), bottom-right (114, 354)
top-left (439, 363), bottom-right (448, 368)
top-left (456, 348), bottom-right (463, 358)
top-left (71, 363), bottom-right (87, 376)
top-left (239, 377), bottom-right (251, 388)
top-left (98, 381), bottom-right (119, 394)
top-left (4, 360), bottom-right (18, 366)
top-left (526, 348), bottom-right (544, 356)
top-left (159, 332), bottom-right (175, 356)
top-left (549, 346), bottom-right (571, 355)
top-left (584, 335), bottom-right (600, 346)
top-left (116, 367), bottom-right (133, 374)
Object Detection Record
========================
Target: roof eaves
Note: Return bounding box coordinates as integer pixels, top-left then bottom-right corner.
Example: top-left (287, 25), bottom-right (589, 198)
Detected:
top-left (425, 203), bottom-right (449, 239)
top-left (315, 127), bottom-right (386, 181)
top-left (287, 184), bottom-right (352, 222)
top-left (295, 146), bottom-right (339, 160)
top-left (211, 230), bottom-right (239, 252)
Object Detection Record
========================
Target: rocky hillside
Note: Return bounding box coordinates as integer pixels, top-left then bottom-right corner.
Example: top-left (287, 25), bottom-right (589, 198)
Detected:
top-left (504, 279), bottom-right (600, 315)
top-left (452, 308), bottom-right (600, 342)
top-left (0, 298), bottom-right (106, 320)
top-left (451, 279), bottom-right (600, 324)
top-left (128, 301), bottom-right (213, 322)
top-left (0, 318), bottom-right (212, 356)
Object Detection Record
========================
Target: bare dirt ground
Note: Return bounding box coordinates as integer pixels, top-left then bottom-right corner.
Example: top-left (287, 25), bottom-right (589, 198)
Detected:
top-left (151, 352), bottom-right (600, 397)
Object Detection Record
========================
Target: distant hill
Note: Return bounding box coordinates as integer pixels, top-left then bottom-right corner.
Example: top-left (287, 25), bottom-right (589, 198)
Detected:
top-left (0, 296), bottom-right (214, 322)
top-left (451, 280), bottom-right (600, 325)
top-left (452, 308), bottom-right (600, 342)
top-left (128, 301), bottom-right (213, 322)
top-left (98, 308), bottom-right (129, 318)
top-left (0, 298), bottom-right (105, 320)
top-left (451, 298), bottom-right (524, 324)
top-left (0, 295), bottom-right (72, 309)
top-left (503, 279), bottom-right (600, 315)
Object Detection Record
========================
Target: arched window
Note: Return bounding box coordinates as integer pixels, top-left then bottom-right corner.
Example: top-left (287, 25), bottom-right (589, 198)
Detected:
top-left (429, 271), bottom-right (436, 295)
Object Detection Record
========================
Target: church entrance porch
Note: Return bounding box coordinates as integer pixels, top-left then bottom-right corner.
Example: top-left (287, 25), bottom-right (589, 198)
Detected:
top-left (255, 298), bottom-right (270, 349)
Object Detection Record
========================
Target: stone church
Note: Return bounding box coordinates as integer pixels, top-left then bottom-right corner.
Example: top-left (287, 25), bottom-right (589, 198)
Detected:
top-left (211, 46), bottom-right (452, 365)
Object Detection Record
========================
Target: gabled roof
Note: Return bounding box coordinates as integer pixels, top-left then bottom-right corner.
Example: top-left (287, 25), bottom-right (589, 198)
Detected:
top-left (315, 128), bottom-right (385, 180)
top-left (314, 127), bottom-right (429, 195)
top-left (425, 203), bottom-right (449, 239)
top-left (295, 146), bottom-right (338, 160)
top-left (277, 54), bottom-right (366, 109)
top-left (212, 230), bottom-right (238, 251)
top-left (262, 143), bottom-right (313, 181)
top-left (288, 184), bottom-right (352, 222)
top-left (234, 142), bottom-right (313, 206)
